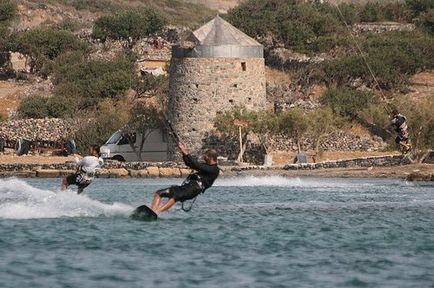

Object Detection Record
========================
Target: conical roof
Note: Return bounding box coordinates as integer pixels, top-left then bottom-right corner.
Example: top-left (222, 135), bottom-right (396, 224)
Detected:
top-left (193, 15), bottom-right (262, 47)
top-left (172, 15), bottom-right (263, 58)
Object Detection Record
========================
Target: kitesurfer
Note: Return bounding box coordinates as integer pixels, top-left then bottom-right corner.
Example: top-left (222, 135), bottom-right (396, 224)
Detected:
top-left (61, 144), bottom-right (104, 194)
top-left (390, 109), bottom-right (411, 154)
top-left (150, 143), bottom-right (220, 214)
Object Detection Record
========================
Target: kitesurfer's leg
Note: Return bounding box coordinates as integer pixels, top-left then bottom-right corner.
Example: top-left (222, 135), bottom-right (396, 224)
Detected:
top-left (156, 198), bottom-right (176, 214)
top-left (151, 193), bottom-right (161, 211)
top-left (61, 177), bottom-right (68, 191)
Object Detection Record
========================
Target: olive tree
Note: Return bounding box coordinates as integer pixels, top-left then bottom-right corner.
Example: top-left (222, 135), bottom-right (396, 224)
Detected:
top-left (276, 108), bottom-right (309, 152)
top-left (214, 106), bottom-right (258, 162)
top-left (120, 102), bottom-right (164, 161)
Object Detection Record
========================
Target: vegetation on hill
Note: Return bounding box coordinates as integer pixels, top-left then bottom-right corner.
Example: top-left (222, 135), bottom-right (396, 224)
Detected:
top-left (6, 0), bottom-right (433, 155)
top-left (221, 0), bottom-right (434, 154)
top-left (11, 27), bottom-right (89, 74)
top-left (0, 0), bottom-right (16, 53)
top-left (32, 0), bottom-right (215, 27)
top-left (92, 9), bottom-right (165, 43)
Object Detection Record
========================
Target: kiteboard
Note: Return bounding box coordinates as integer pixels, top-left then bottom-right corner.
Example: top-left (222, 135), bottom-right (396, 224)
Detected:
top-left (130, 204), bottom-right (158, 221)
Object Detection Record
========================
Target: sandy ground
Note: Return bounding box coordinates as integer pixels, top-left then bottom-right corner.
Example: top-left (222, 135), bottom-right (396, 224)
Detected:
top-left (0, 154), bottom-right (76, 164)
top-left (0, 151), bottom-right (399, 165)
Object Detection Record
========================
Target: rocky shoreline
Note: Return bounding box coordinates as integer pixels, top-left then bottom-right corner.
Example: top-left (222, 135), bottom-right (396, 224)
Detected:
top-left (0, 155), bottom-right (432, 181)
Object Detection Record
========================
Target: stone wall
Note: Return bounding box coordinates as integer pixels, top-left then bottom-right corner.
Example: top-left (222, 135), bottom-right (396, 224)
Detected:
top-left (0, 118), bottom-right (78, 142)
top-left (265, 48), bottom-right (325, 71)
top-left (168, 57), bottom-right (266, 156)
top-left (0, 155), bottom-right (415, 178)
top-left (352, 22), bottom-right (415, 35)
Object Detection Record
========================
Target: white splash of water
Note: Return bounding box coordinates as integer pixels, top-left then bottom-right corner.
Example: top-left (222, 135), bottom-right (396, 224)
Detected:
top-left (214, 175), bottom-right (375, 188)
top-left (215, 175), bottom-right (303, 187)
top-left (0, 178), bottom-right (133, 219)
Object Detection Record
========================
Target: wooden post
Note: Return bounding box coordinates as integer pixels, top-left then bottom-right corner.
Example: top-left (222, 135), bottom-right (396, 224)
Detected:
top-left (238, 126), bottom-right (243, 162)
top-left (234, 119), bottom-right (249, 163)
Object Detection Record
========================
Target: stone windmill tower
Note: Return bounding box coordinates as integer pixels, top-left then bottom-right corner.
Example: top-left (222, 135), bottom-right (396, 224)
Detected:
top-left (168, 15), bottom-right (266, 157)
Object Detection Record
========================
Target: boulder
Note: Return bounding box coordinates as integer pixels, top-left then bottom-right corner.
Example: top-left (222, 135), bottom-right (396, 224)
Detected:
top-left (36, 169), bottom-right (61, 177)
top-left (146, 166), bottom-right (160, 177)
top-left (129, 169), bottom-right (149, 177)
top-left (159, 167), bottom-right (181, 177)
top-left (96, 168), bottom-right (129, 178)
top-left (107, 168), bottom-right (129, 177)
top-left (180, 168), bottom-right (192, 177)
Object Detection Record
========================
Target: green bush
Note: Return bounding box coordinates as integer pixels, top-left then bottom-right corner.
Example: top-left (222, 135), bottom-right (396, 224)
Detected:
top-left (18, 95), bottom-right (50, 118)
top-left (52, 52), bottom-right (135, 110)
top-left (73, 99), bottom-right (129, 153)
top-left (417, 8), bottom-right (434, 34)
top-left (227, 0), bottom-right (345, 54)
top-left (92, 8), bottom-right (165, 42)
top-left (0, 0), bottom-right (15, 52)
top-left (406, 0), bottom-right (434, 17)
top-left (17, 94), bottom-right (77, 119)
top-left (46, 96), bottom-right (76, 118)
top-left (392, 94), bottom-right (434, 151)
top-left (0, 0), bottom-right (16, 22)
top-left (359, 2), bottom-right (384, 22)
top-left (303, 31), bottom-right (434, 89)
top-left (69, 0), bottom-right (119, 12)
top-left (321, 87), bottom-right (378, 120)
top-left (11, 27), bottom-right (89, 72)
top-left (276, 108), bottom-right (309, 150)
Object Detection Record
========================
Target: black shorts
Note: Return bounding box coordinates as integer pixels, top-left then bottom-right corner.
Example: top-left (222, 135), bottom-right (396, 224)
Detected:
top-left (156, 182), bottom-right (202, 202)
top-left (66, 173), bottom-right (91, 190)
top-left (395, 135), bottom-right (408, 144)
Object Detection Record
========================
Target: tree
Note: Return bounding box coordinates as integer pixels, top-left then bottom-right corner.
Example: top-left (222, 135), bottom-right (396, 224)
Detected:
top-left (417, 8), bottom-right (434, 34)
top-left (52, 52), bottom-right (136, 111)
top-left (121, 102), bottom-right (164, 161)
top-left (250, 110), bottom-right (278, 155)
top-left (12, 27), bottom-right (89, 72)
top-left (276, 108), bottom-right (309, 152)
top-left (395, 95), bottom-right (434, 154)
top-left (406, 0), bottom-right (434, 17)
top-left (214, 106), bottom-right (257, 162)
top-left (73, 99), bottom-right (129, 153)
top-left (17, 95), bottom-right (49, 118)
top-left (92, 8), bottom-right (165, 44)
top-left (321, 87), bottom-right (378, 120)
top-left (0, 0), bottom-right (16, 22)
top-left (307, 107), bottom-right (336, 157)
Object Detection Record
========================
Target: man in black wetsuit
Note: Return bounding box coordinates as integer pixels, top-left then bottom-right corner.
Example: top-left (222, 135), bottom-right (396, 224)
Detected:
top-left (150, 143), bottom-right (220, 214)
top-left (390, 109), bottom-right (411, 154)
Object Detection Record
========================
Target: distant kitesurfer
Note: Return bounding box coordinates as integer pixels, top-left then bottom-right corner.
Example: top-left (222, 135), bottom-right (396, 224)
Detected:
top-left (61, 144), bottom-right (104, 194)
top-left (150, 143), bottom-right (220, 214)
top-left (390, 109), bottom-right (411, 154)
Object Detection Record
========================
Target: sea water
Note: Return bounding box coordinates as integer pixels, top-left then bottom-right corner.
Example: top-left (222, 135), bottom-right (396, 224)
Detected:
top-left (0, 176), bottom-right (433, 288)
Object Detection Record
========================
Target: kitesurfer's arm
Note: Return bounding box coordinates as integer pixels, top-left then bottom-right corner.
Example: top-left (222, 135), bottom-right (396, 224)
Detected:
top-left (179, 143), bottom-right (216, 173)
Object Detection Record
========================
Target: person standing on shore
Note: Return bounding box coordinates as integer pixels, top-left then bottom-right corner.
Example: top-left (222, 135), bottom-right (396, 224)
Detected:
top-left (390, 109), bottom-right (411, 154)
top-left (150, 143), bottom-right (220, 214)
top-left (61, 145), bottom-right (104, 194)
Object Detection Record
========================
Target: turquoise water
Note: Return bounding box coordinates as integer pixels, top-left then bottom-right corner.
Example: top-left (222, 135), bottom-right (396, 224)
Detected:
top-left (0, 176), bottom-right (433, 288)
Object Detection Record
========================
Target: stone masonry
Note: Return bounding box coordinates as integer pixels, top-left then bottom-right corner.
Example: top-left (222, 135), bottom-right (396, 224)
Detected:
top-left (169, 57), bottom-right (266, 153)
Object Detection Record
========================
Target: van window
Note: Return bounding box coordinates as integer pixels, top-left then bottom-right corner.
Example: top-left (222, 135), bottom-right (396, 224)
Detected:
top-left (106, 131), bottom-right (122, 144)
top-left (119, 132), bottom-right (136, 145)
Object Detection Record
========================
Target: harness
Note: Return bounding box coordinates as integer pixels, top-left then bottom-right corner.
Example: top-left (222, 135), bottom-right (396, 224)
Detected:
top-left (181, 173), bottom-right (205, 212)
top-left (76, 168), bottom-right (95, 186)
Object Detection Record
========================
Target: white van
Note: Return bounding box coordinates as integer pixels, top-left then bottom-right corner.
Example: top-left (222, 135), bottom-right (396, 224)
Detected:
top-left (100, 129), bottom-right (169, 162)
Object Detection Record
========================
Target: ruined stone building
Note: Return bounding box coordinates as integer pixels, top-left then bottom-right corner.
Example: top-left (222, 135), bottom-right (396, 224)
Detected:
top-left (168, 15), bottom-right (266, 157)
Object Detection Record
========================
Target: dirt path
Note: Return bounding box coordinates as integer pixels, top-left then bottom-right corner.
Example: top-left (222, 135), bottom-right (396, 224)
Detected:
top-left (0, 154), bottom-right (76, 164)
